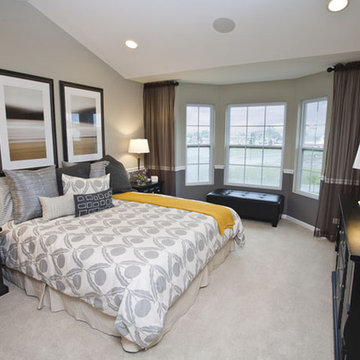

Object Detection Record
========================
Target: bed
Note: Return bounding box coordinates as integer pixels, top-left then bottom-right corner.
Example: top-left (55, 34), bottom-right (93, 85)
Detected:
top-left (1, 192), bottom-right (244, 352)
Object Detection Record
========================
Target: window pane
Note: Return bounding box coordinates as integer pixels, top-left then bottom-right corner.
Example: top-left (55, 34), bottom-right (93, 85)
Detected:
top-left (199, 164), bottom-right (209, 182)
top-left (186, 126), bottom-right (198, 145)
top-left (264, 126), bottom-right (283, 146)
top-left (187, 147), bottom-right (198, 164)
top-left (302, 150), bottom-right (312, 170)
top-left (263, 149), bottom-right (281, 166)
top-left (230, 107), bottom-right (247, 126)
top-left (263, 167), bottom-right (281, 187)
top-left (229, 148), bottom-right (245, 165)
top-left (246, 148), bottom-right (263, 165)
top-left (229, 127), bottom-right (246, 145)
top-left (310, 171), bottom-right (321, 194)
top-left (266, 105), bottom-right (285, 125)
top-left (318, 100), bottom-right (327, 125)
top-left (315, 125), bottom-right (325, 146)
top-left (245, 166), bottom-right (261, 185)
top-left (199, 147), bottom-right (210, 163)
top-left (248, 106), bottom-right (265, 126)
top-left (199, 107), bottom-right (210, 126)
top-left (312, 151), bottom-right (323, 171)
top-left (186, 165), bottom-right (198, 183)
top-left (228, 165), bottom-right (244, 183)
top-left (304, 102), bottom-right (318, 125)
top-left (303, 125), bottom-right (316, 146)
top-left (186, 106), bottom-right (198, 126)
top-left (300, 170), bottom-right (311, 193)
top-left (247, 127), bottom-right (264, 145)
top-left (199, 127), bottom-right (210, 144)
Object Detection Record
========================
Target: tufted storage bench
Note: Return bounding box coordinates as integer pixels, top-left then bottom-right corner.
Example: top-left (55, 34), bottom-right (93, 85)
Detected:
top-left (206, 189), bottom-right (284, 227)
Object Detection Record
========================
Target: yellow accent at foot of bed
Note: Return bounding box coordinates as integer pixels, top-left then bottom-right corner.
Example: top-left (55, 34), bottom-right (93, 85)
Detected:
top-left (113, 192), bottom-right (235, 235)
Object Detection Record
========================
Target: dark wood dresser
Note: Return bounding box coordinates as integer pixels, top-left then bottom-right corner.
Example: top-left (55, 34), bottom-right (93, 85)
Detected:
top-left (333, 195), bottom-right (360, 359)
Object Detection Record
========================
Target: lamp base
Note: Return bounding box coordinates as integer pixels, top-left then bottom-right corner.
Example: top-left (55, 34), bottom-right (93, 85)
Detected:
top-left (137, 157), bottom-right (140, 170)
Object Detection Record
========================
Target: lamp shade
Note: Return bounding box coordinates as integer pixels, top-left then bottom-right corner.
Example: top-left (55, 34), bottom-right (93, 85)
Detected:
top-left (353, 144), bottom-right (360, 169)
top-left (128, 139), bottom-right (149, 154)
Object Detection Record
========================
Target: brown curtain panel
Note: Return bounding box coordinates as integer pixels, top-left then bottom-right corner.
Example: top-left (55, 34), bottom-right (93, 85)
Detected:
top-left (315, 62), bottom-right (360, 240)
top-left (143, 81), bottom-right (178, 195)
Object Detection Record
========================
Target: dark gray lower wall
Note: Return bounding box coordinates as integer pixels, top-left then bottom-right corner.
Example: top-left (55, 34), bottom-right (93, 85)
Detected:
top-left (175, 169), bottom-right (319, 226)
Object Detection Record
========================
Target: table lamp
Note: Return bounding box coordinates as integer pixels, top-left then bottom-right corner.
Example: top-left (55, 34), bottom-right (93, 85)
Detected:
top-left (128, 139), bottom-right (150, 170)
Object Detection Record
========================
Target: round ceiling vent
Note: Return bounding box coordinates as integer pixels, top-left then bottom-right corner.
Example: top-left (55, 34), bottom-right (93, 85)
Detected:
top-left (213, 18), bottom-right (236, 33)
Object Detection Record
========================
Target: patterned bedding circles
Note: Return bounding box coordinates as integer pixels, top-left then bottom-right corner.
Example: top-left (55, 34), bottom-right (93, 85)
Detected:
top-left (0, 198), bottom-right (244, 349)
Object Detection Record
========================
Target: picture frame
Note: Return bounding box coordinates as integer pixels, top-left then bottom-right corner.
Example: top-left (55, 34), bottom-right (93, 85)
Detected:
top-left (60, 81), bottom-right (105, 163)
top-left (0, 69), bottom-right (57, 171)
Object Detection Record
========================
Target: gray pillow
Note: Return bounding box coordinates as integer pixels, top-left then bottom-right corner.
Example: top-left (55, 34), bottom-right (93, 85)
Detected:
top-left (61, 160), bottom-right (109, 178)
top-left (4, 166), bottom-right (59, 224)
top-left (0, 177), bottom-right (14, 226)
top-left (39, 193), bottom-right (75, 221)
top-left (102, 155), bottom-right (132, 194)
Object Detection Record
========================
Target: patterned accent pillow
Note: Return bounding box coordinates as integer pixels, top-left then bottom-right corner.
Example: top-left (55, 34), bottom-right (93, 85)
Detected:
top-left (56, 162), bottom-right (91, 195)
top-left (0, 177), bottom-right (14, 226)
top-left (4, 166), bottom-right (59, 224)
top-left (62, 173), bottom-right (110, 195)
top-left (39, 193), bottom-right (75, 221)
top-left (74, 188), bottom-right (113, 217)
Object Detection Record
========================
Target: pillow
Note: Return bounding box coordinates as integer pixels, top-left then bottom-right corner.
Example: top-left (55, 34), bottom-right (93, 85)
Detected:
top-left (62, 173), bottom-right (110, 195)
top-left (74, 188), bottom-right (113, 217)
top-left (4, 166), bottom-right (59, 224)
top-left (0, 177), bottom-right (14, 226)
top-left (39, 193), bottom-right (75, 221)
top-left (56, 162), bottom-right (91, 195)
top-left (102, 155), bottom-right (132, 194)
top-left (89, 160), bottom-right (109, 178)
top-left (62, 160), bottom-right (109, 178)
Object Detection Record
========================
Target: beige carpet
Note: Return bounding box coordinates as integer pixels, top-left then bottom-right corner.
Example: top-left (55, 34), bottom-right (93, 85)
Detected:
top-left (0, 219), bottom-right (335, 360)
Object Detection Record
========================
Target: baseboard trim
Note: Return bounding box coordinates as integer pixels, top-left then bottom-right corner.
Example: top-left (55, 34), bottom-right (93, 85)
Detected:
top-left (281, 214), bottom-right (314, 231)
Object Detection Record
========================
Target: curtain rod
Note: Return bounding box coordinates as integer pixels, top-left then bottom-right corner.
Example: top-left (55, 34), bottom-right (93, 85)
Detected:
top-left (327, 61), bottom-right (360, 73)
top-left (144, 80), bottom-right (179, 88)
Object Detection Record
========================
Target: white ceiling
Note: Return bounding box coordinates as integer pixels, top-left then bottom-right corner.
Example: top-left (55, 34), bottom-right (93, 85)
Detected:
top-left (28, 0), bottom-right (360, 84)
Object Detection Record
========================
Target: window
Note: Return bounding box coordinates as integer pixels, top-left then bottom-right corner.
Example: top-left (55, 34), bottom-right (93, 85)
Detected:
top-left (186, 104), bottom-right (214, 185)
top-left (296, 98), bottom-right (327, 197)
top-left (225, 103), bottom-right (286, 188)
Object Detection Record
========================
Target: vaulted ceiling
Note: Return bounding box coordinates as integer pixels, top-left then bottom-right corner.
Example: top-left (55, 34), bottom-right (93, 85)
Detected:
top-left (28, 0), bottom-right (360, 84)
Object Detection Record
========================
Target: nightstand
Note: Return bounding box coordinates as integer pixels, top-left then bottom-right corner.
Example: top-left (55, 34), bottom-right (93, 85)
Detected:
top-left (131, 181), bottom-right (162, 194)
top-left (0, 227), bottom-right (9, 296)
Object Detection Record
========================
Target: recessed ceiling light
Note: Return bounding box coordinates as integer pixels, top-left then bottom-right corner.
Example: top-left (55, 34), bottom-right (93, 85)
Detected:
top-left (213, 18), bottom-right (236, 33)
top-left (125, 40), bottom-right (138, 49)
top-left (328, 0), bottom-right (349, 12)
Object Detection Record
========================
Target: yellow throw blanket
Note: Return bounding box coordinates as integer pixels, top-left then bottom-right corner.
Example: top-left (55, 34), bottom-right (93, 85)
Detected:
top-left (113, 192), bottom-right (235, 235)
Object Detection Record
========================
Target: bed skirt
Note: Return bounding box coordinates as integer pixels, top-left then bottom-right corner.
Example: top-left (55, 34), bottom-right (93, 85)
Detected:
top-left (3, 239), bottom-right (235, 352)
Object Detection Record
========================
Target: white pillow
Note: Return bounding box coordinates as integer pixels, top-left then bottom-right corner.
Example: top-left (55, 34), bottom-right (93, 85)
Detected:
top-left (39, 193), bottom-right (75, 221)
top-left (62, 173), bottom-right (110, 195)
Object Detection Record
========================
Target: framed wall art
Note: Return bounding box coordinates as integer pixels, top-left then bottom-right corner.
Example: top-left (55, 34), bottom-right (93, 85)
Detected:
top-left (0, 69), bottom-right (57, 171)
top-left (60, 81), bottom-right (105, 163)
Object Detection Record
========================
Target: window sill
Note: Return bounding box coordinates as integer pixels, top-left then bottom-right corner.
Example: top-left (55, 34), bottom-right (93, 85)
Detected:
top-left (224, 182), bottom-right (282, 191)
top-left (185, 182), bottom-right (214, 187)
top-left (293, 189), bottom-right (319, 200)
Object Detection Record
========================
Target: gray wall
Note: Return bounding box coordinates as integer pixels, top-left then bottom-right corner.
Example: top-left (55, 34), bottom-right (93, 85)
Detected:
top-left (0, 0), bottom-right (143, 169)
top-left (175, 73), bottom-right (333, 226)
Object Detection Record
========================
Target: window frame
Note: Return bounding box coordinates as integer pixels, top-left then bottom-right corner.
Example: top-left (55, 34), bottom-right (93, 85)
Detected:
top-left (185, 103), bottom-right (215, 186)
top-left (294, 97), bottom-right (328, 200)
top-left (224, 102), bottom-right (287, 190)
